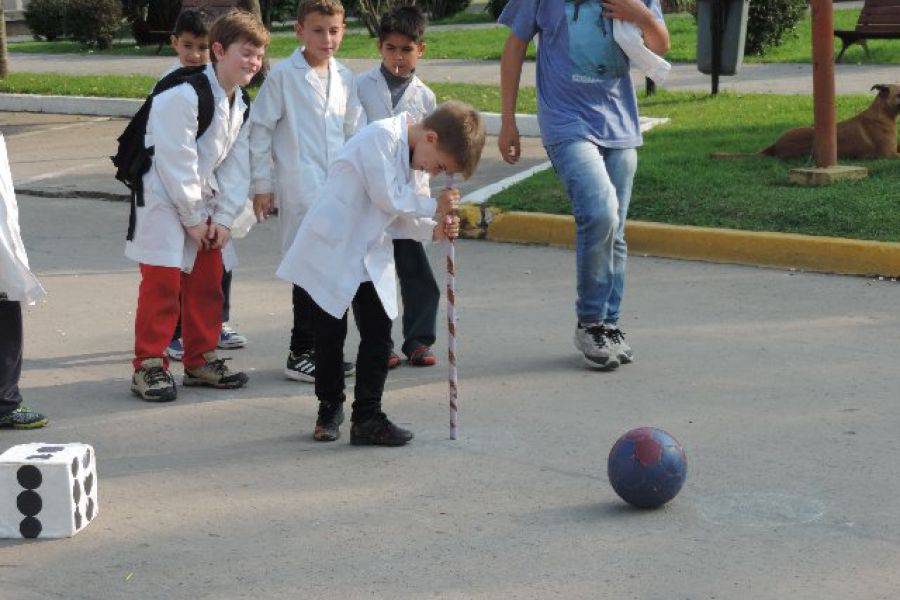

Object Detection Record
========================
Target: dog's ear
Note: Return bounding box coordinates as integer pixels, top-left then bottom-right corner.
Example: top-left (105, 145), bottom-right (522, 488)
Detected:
top-left (871, 84), bottom-right (889, 97)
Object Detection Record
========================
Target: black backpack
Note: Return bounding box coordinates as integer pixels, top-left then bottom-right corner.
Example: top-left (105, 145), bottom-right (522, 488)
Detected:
top-left (111, 65), bottom-right (250, 240)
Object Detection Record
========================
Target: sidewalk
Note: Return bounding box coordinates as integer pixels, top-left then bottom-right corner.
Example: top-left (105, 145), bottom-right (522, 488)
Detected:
top-left (7, 53), bottom-right (898, 95)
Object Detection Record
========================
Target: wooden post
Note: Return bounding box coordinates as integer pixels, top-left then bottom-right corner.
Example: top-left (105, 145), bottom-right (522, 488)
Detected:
top-left (810, 0), bottom-right (837, 168)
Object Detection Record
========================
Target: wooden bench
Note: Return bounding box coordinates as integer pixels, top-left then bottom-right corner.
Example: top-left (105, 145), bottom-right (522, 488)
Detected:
top-left (834, 0), bottom-right (900, 62)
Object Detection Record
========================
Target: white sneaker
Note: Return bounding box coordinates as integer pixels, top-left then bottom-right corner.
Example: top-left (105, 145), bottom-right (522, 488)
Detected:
top-left (604, 325), bottom-right (634, 364)
top-left (218, 323), bottom-right (248, 349)
top-left (574, 322), bottom-right (620, 370)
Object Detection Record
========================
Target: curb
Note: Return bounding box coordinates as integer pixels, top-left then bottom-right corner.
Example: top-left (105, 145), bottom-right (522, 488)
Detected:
top-left (461, 208), bottom-right (900, 278)
top-left (0, 93), bottom-right (541, 137)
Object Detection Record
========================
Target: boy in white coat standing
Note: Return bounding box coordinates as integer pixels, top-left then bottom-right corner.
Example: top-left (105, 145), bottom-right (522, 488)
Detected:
top-left (356, 5), bottom-right (441, 370)
top-left (250, 0), bottom-right (363, 384)
top-left (126, 11), bottom-right (269, 402)
top-left (0, 132), bottom-right (48, 429)
top-left (276, 102), bottom-right (485, 446)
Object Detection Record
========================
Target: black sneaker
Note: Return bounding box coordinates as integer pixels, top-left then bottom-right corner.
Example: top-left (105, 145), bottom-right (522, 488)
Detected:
top-left (313, 403), bottom-right (345, 442)
top-left (286, 350), bottom-right (356, 383)
top-left (350, 413), bottom-right (414, 447)
top-left (0, 406), bottom-right (48, 430)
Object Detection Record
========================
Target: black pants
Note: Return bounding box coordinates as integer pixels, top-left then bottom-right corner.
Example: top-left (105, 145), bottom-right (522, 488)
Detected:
top-left (312, 282), bottom-right (391, 422)
top-left (290, 284), bottom-right (315, 355)
top-left (393, 239), bottom-right (440, 356)
top-left (0, 300), bottom-right (23, 416)
top-left (174, 269), bottom-right (233, 340)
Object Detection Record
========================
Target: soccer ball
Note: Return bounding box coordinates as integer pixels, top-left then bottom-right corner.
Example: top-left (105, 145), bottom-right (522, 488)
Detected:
top-left (607, 427), bottom-right (687, 509)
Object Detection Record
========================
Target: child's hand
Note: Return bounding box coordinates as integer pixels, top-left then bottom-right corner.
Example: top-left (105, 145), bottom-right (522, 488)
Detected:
top-left (434, 214), bottom-right (460, 241)
top-left (185, 222), bottom-right (210, 250)
top-left (208, 224), bottom-right (232, 250)
top-left (437, 188), bottom-right (460, 217)
top-left (602, 0), bottom-right (652, 26)
top-left (253, 193), bottom-right (275, 222)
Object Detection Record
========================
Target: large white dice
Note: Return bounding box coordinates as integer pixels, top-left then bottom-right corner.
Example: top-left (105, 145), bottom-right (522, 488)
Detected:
top-left (0, 443), bottom-right (98, 539)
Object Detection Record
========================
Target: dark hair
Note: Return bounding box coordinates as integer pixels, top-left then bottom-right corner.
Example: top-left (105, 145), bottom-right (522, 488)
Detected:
top-left (208, 9), bottom-right (270, 62)
top-left (378, 5), bottom-right (427, 43)
top-left (174, 9), bottom-right (210, 37)
top-left (422, 101), bottom-right (486, 180)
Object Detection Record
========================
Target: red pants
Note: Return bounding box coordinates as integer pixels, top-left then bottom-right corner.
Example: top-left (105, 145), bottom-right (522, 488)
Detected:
top-left (133, 248), bottom-right (223, 371)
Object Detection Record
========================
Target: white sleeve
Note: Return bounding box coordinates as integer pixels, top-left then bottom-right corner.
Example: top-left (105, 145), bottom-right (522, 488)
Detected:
top-left (358, 131), bottom-right (437, 218)
top-left (387, 215), bottom-right (436, 243)
top-left (148, 86), bottom-right (204, 227)
top-left (213, 124), bottom-right (250, 229)
top-left (248, 72), bottom-right (283, 196)
top-left (613, 19), bottom-right (671, 84)
top-left (423, 85), bottom-right (437, 115)
top-left (344, 75), bottom-right (366, 139)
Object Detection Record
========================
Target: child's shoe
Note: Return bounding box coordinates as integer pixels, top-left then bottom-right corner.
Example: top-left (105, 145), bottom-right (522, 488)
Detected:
top-left (132, 358), bottom-right (177, 402)
top-left (183, 352), bottom-right (248, 389)
top-left (573, 322), bottom-right (620, 371)
top-left (0, 406), bottom-right (48, 429)
top-left (604, 325), bottom-right (634, 364)
top-left (350, 413), bottom-right (414, 446)
top-left (407, 345), bottom-right (437, 367)
top-left (218, 323), bottom-right (247, 349)
top-left (285, 350), bottom-right (356, 382)
top-left (387, 351), bottom-right (402, 369)
top-left (313, 402), bottom-right (345, 442)
top-left (166, 338), bottom-right (184, 361)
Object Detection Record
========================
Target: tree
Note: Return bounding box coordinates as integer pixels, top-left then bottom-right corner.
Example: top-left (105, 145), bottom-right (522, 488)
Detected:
top-left (0, 9), bottom-right (8, 80)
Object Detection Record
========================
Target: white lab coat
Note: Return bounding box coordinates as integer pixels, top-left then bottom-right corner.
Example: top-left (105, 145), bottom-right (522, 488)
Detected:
top-left (0, 133), bottom-right (45, 304)
top-left (249, 48), bottom-right (364, 254)
top-left (125, 63), bottom-right (250, 272)
top-left (355, 67), bottom-right (436, 123)
top-left (276, 113), bottom-right (436, 320)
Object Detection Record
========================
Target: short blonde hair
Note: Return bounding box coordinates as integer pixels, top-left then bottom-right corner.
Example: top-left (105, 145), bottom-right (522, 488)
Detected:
top-left (209, 9), bottom-right (270, 62)
top-left (297, 0), bottom-right (345, 24)
top-left (423, 101), bottom-right (486, 180)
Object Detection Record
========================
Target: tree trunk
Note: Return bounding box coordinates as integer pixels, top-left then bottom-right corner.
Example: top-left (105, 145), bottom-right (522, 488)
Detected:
top-left (0, 9), bottom-right (8, 80)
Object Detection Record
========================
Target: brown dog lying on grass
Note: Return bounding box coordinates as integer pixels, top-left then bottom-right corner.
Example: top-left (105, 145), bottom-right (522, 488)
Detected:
top-left (711, 84), bottom-right (900, 160)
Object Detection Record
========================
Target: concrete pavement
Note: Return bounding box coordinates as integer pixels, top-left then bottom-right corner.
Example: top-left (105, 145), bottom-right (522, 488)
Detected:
top-left (1, 189), bottom-right (899, 599)
top-left (8, 52), bottom-right (899, 95)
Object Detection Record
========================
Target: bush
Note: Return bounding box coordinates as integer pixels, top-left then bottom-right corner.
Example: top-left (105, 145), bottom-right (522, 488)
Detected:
top-left (485, 0), bottom-right (508, 20)
top-left (745, 0), bottom-right (807, 55)
top-left (122, 0), bottom-right (180, 46)
top-left (422, 0), bottom-right (471, 21)
top-left (24, 0), bottom-right (68, 41)
top-left (66, 0), bottom-right (123, 49)
top-left (661, 0), bottom-right (695, 13)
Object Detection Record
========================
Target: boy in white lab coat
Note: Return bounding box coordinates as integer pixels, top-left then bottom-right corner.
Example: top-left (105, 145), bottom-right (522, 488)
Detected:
top-left (126, 11), bottom-right (269, 402)
top-left (0, 132), bottom-right (48, 429)
top-left (356, 5), bottom-right (441, 370)
top-left (161, 9), bottom-right (250, 362)
top-left (276, 102), bottom-right (485, 446)
top-left (250, 0), bottom-right (363, 384)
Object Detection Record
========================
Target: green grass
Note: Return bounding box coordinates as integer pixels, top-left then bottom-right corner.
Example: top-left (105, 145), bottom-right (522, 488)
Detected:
top-left (488, 90), bottom-right (900, 242)
top-left (11, 9), bottom-right (898, 64)
top-left (0, 71), bottom-right (537, 112)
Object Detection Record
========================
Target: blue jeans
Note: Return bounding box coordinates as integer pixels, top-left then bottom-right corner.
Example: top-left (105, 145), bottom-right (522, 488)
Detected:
top-left (545, 140), bottom-right (637, 325)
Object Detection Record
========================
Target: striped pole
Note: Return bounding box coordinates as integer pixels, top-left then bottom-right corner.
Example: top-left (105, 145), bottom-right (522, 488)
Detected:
top-left (445, 175), bottom-right (459, 440)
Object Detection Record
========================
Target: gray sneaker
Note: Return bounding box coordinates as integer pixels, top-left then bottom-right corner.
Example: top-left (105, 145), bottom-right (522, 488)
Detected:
top-left (131, 358), bottom-right (177, 402)
top-left (183, 352), bottom-right (249, 389)
top-left (574, 322), bottom-right (620, 371)
top-left (604, 325), bottom-right (634, 364)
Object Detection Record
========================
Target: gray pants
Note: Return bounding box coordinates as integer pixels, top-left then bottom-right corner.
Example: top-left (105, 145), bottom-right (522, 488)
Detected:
top-left (0, 300), bottom-right (23, 415)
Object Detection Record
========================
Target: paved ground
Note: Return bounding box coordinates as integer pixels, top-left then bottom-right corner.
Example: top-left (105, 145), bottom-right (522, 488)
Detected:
top-left (8, 52), bottom-right (898, 95)
top-left (1, 183), bottom-right (899, 599)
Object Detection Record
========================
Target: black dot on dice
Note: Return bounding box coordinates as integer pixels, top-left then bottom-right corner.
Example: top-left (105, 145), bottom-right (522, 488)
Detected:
top-left (19, 517), bottom-right (42, 539)
top-left (84, 473), bottom-right (94, 495)
top-left (74, 508), bottom-right (83, 530)
top-left (86, 498), bottom-right (95, 521)
top-left (72, 480), bottom-right (82, 504)
top-left (71, 458), bottom-right (79, 477)
top-left (17, 490), bottom-right (42, 516)
top-left (36, 446), bottom-right (63, 453)
top-left (16, 465), bottom-right (42, 489)
top-left (82, 449), bottom-right (91, 468)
